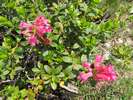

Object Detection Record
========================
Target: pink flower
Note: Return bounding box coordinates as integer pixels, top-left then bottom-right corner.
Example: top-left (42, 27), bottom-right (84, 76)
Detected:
top-left (19, 16), bottom-right (52, 46)
top-left (94, 65), bottom-right (117, 81)
top-left (45, 24), bottom-right (52, 33)
top-left (77, 72), bottom-right (93, 83)
top-left (28, 25), bottom-right (35, 33)
top-left (19, 22), bottom-right (29, 30)
top-left (82, 61), bottom-right (91, 69)
top-left (36, 26), bottom-right (46, 36)
top-left (95, 55), bottom-right (103, 67)
top-left (34, 16), bottom-right (49, 26)
top-left (95, 74), bottom-right (110, 81)
top-left (36, 25), bottom-right (52, 36)
top-left (34, 16), bottom-right (52, 36)
top-left (28, 35), bottom-right (37, 46)
top-left (106, 65), bottom-right (117, 80)
top-left (78, 54), bottom-right (117, 84)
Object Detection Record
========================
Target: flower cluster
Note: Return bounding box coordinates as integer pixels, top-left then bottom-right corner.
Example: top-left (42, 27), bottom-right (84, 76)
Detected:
top-left (77, 55), bottom-right (117, 83)
top-left (19, 16), bottom-right (52, 46)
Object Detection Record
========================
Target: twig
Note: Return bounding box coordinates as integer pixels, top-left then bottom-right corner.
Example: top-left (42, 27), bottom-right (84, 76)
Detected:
top-left (0, 80), bottom-right (15, 85)
top-left (60, 82), bottom-right (79, 94)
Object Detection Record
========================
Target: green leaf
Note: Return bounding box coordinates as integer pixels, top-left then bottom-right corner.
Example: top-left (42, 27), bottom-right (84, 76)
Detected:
top-left (62, 56), bottom-right (73, 63)
top-left (44, 65), bottom-right (51, 74)
top-left (63, 66), bottom-right (72, 75)
top-left (51, 82), bottom-right (57, 90)
top-left (6, 2), bottom-right (15, 8)
top-left (10, 69), bottom-right (16, 79)
top-left (27, 89), bottom-right (35, 100)
top-left (30, 79), bottom-right (40, 85)
top-left (15, 67), bottom-right (23, 71)
top-left (129, 7), bottom-right (133, 14)
top-left (32, 68), bottom-right (40, 73)
top-left (20, 89), bottom-right (27, 98)
top-left (54, 66), bottom-right (62, 75)
top-left (37, 62), bottom-right (43, 69)
top-left (41, 74), bottom-right (51, 80)
top-left (15, 47), bottom-right (23, 54)
top-left (3, 70), bottom-right (10, 76)
top-left (16, 7), bottom-right (25, 16)
top-left (73, 64), bottom-right (83, 70)
top-left (68, 73), bottom-right (76, 79)
top-left (0, 52), bottom-right (8, 59)
top-left (58, 72), bottom-right (65, 78)
top-left (43, 51), bottom-right (49, 57)
top-left (44, 80), bottom-right (50, 84)
top-left (52, 76), bottom-right (59, 83)
top-left (0, 16), bottom-right (13, 27)
top-left (0, 16), bottom-right (8, 22)
top-left (0, 47), bottom-right (8, 59)
top-left (52, 3), bottom-right (58, 8)
top-left (81, 54), bottom-right (87, 62)
top-left (93, 0), bottom-right (101, 3)
top-left (73, 43), bottom-right (80, 49)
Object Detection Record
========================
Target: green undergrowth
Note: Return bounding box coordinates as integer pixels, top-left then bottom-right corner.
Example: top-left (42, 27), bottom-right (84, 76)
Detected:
top-left (0, 0), bottom-right (133, 99)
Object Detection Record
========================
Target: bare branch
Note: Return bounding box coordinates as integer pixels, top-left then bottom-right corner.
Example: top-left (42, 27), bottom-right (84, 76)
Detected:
top-left (0, 80), bottom-right (15, 85)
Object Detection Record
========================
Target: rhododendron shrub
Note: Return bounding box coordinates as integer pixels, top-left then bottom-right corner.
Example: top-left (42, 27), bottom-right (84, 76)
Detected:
top-left (78, 55), bottom-right (117, 84)
top-left (0, 0), bottom-right (124, 99)
top-left (19, 16), bottom-right (52, 46)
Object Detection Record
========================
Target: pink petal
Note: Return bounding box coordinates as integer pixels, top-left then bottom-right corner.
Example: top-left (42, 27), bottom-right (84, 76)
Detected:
top-left (34, 16), bottom-right (49, 26)
top-left (111, 75), bottom-right (117, 80)
top-left (95, 55), bottom-right (103, 62)
top-left (36, 26), bottom-right (46, 36)
top-left (95, 65), bottom-right (117, 81)
top-left (36, 24), bottom-right (52, 36)
top-left (77, 72), bottom-right (93, 83)
top-left (95, 74), bottom-right (111, 81)
top-left (95, 55), bottom-right (103, 67)
top-left (45, 24), bottom-right (52, 33)
top-left (87, 71), bottom-right (93, 77)
top-left (82, 61), bottom-right (91, 69)
top-left (19, 22), bottom-right (30, 30)
top-left (28, 35), bottom-right (37, 46)
top-left (27, 25), bottom-right (36, 33)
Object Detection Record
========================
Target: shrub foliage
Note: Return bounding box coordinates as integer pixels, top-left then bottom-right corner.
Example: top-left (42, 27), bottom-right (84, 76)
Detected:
top-left (0, 0), bottom-right (130, 99)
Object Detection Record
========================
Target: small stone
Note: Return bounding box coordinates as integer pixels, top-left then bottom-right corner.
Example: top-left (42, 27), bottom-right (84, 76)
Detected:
top-left (103, 51), bottom-right (110, 60)
top-left (104, 42), bottom-right (111, 48)
top-left (117, 38), bottom-right (123, 44)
